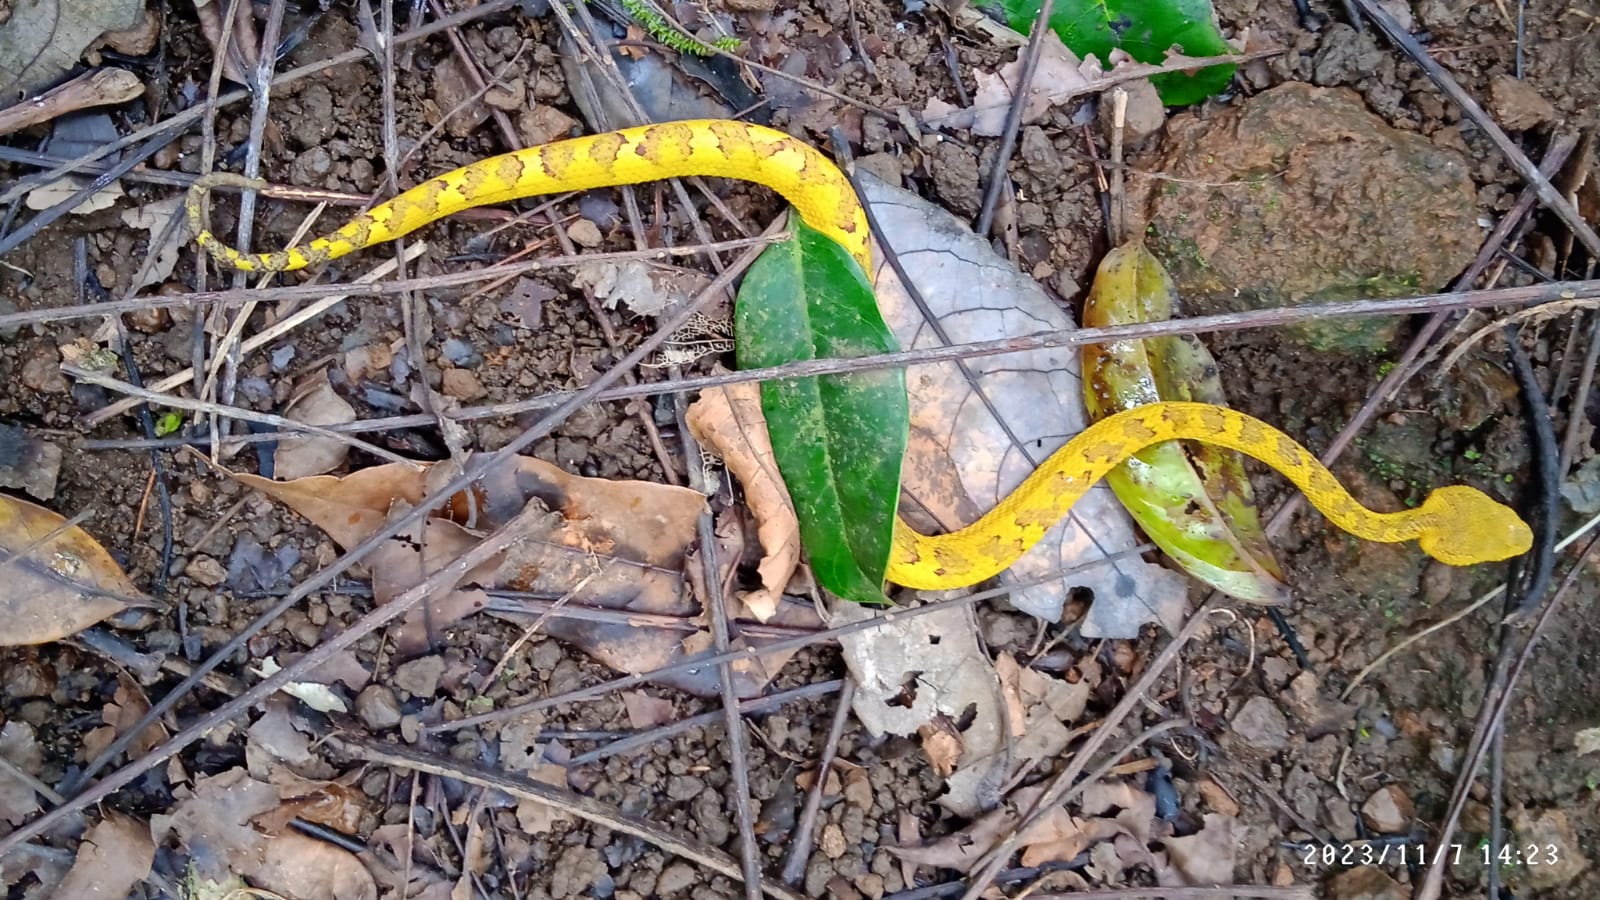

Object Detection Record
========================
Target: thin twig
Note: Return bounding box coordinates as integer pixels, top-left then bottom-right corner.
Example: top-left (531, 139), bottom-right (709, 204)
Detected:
top-left (1351, 0), bottom-right (1600, 258)
top-left (567, 681), bottom-right (845, 766)
top-left (76, 278), bottom-right (1600, 453)
top-left (959, 610), bottom-right (1223, 899)
top-left (781, 677), bottom-right (856, 885)
top-left (64, 364), bottom-right (413, 466)
top-left (338, 737), bottom-right (808, 900)
top-left (1413, 533), bottom-right (1600, 900)
top-left (975, 0), bottom-right (1056, 238)
top-left (426, 548), bottom-right (1157, 734)
top-left (2, 495), bottom-right (548, 855)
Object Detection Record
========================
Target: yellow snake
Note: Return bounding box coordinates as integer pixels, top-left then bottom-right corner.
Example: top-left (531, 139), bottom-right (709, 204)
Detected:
top-left (187, 119), bottom-right (1533, 589)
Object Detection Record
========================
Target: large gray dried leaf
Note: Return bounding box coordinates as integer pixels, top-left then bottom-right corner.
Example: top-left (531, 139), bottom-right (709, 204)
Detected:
top-left (0, 0), bottom-right (143, 97)
top-left (859, 172), bottom-right (1186, 638)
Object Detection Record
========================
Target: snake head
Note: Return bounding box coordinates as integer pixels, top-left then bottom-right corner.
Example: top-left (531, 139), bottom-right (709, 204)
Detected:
top-left (1414, 485), bottom-right (1533, 566)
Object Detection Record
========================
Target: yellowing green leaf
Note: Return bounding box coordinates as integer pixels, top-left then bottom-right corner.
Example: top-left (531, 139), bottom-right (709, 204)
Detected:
top-left (1082, 242), bottom-right (1287, 603)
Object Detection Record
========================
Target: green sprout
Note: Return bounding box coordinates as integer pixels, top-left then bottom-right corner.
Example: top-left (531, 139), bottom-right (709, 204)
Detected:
top-left (155, 412), bottom-right (183, 436)
top-left (618, 0), bottom-right (740, 56)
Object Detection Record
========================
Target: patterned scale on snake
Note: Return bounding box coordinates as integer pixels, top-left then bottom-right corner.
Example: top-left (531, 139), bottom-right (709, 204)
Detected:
top-left (187, 119), bottom-right (1534, 590)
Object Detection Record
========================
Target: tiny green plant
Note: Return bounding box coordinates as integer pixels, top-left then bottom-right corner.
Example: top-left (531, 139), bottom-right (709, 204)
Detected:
top-left (618, 0), bottom-right (740, 55)
top-left (155, 412), bottom-right (183, 437)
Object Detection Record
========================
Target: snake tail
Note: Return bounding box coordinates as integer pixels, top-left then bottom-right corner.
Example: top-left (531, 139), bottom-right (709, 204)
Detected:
top-left (185, 120), bottom-right (871, 275)
top-left (886, 401), bottom-right (1533, 590)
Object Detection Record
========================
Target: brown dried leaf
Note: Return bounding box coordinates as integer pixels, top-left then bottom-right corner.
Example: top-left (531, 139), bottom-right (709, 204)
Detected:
top-left (0, 494), bottom-right (154, 646)
top-left (1019, 810), bottom-right (1125, 868)
top-left (252, 832), bottom-right (378, 900)
top-left (514, 764), bottom-right (574, 835)
top-left (238, 457), bottom-right (801, 697)
top-left (234, 466), bottom-right (428, 552)
top-left (1159, 812), bottom-right (1239, 886)
top-left (0, 722), bottom-right (43, 825)
top-left (620, 690), bottom-right (674, 729)
top-left (274, 369), bottom-right (358, 480)
top-left (1080, 779), bottom-right (1157, 845)
top-left (887, 805), bottom-right (1017, 873)
top-left (994, 653), bottom-right (1028, 738)
top-left (81, 675), bottom-right (167, 763)
top-left (917, 716), bottom-right (964, 777)
top-left (150, 767), bottom-right (281, 882)
top-left (48, 812), bottom-right (154, 900)
top-left (685, 381), bottom-right (800, 621)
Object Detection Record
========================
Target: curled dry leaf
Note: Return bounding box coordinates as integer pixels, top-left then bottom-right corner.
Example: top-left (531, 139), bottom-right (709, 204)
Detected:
top-left (0, 494), bottom-right (155, 646)
top-left (117, 195), bottom-right (187, 292)
top-left (685, 380), bottom-right (800, 621)
top-left (1157, 812), bottom-right (1239, 886)
top-left (571, 258), bottom-right (711, 317)
top-left (81, 674), bottom-right (168, 763)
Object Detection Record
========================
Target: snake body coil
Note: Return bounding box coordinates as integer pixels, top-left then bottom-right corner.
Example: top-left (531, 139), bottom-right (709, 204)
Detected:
top-left (188, 120), bottom-right (1534, 589)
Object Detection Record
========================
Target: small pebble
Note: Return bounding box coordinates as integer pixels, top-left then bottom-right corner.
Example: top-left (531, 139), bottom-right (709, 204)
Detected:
top-left (393, 655), bottom-right (446, 699)
top-left (355, 684), bottom-right (404, 730)
top-left (441, 368), bottom-right (486, 402)
top-left (184, 555), bottom-right (227, 587)
top-left (567, 218), bottom-right (603, 248)
top-left (1229, 696), bottom-right (1289, 754)
top-left (653, 863), bottom-right (697, 895)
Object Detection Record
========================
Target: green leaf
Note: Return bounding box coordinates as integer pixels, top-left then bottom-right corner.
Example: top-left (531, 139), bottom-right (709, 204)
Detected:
top-left (155, 412), bottom-right (183, 437)
top-left (991, 0), bottom-right (1235, 106)
top-left (735, 218), bottom-right (907, 605)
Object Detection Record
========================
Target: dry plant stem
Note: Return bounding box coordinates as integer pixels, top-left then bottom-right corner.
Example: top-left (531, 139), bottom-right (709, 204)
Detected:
top-left (1353, 0), bottom-right (1600, 258)
top-left (63, 364), bottom-right (412, 465)
top-left (83, 242), bottom-right (428, 426)
top-left (556, 0), bottom-right (742, 276)
top-left (338, 737), bottom-right (808, 900)
top-left (1260, 135), bottom-right (1577, 538)
top-left (78, 277), bottom-right (1600, 454)
top-left (958, 609), bottom-right (1219, 900)
top-left (675, 393), bottom-right (764, 899)
top-left (212, 0), bottom-right (289, 441)
top-left (198, 206), bottom-right (329, 424)
top-left (780, 677), bottom-right (857, 885)
top-left (0, 497), bottom-right (544, 859)
top-left (569, 681), bottom-right (845, 766)
top-left (0, 236), bottom-right (777, 862)
top-left (13, 236), bottom-right (771, 336)
top-left (0, 69), bottom-right (144, 137)
top-left (1106, 88), bottom-right (1127, 245)
top-left (74, 627), bottom-right (165, 683)
top-left (1414, 533), bottom-right (1600, 900)
top-left (975, 0), bottom-right (1056, 238)
top-left (0, 0), bottom-right (524, 208)
top-left (0, 121), bottom-right (183, 259)
top-left (1030, 883), bottom-right (1318, 890)
top-left (1558, 313), bottom-right (1600, 473)
top-left (481, 594), bottom-right (823, 639)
